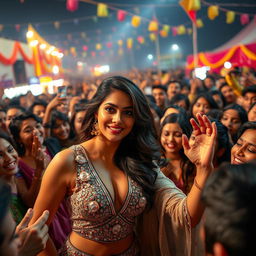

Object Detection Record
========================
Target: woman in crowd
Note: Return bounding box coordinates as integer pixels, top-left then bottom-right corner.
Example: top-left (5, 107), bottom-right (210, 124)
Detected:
top-left (160, 104), bottom-right (187, 124)
top-left (248, 102), bottom-right (256, 122)
top-left (30, 76), bottom-right (217, 256)
top-left (220, 103), bottom-right (247, 144)
top-left (189, 93), bottom-right (219, 120)
top-left (159, 113), bottom-right (195, 194)
top-left (50, 111), bottom-right (75, 149)
top-left (9, 113), bottom-right (70, 249)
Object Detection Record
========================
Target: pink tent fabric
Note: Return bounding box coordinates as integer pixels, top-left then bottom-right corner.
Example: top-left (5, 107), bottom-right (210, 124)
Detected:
top-left (186, 19), bottom-right (256, 73)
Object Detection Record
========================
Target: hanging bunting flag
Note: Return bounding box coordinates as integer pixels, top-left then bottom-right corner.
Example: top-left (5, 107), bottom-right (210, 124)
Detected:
top-left (127, 38), bottom-right (133, 49)
top-left (226, 11), bottom-right (235, 24)
top-left (149, 33), bottom-right (156, 41)
top-left (131, 16), bottom-right (141, 27)
top-left (163, 25), bottom-right (170, 33)
top-left (177, 25), bottom-right (186, 34)
top-left (117, 40), bottom-right (123, 46)
top-left (91, 51), bottom-right (96, 57)
top-left (66, 0), bottom-right (79, 12)
top-left (137, 36), bottom-right (145, 44)
top-left (117, 10), bottom-right (127, 22)
top-left (179, 0), bottom-right (201, 23)
top-left (15, 24), bottom-right (20, 32)
top-left (0, 24), bottom-right (4, 32)
top-left (83, 45), bottom-right (88, 51)
top-left (172, 27), bottom-right (178, 36)
top-left (97, 3), bottom-right (108, 17)
top-left (196, 19), bottom-right (203, 28)
top-left (160, 30), bottom-right (168, 37)
top-left (96, 43), bottom-right (102, 50)
top-left (148, 20), bottom-right (158, 32)
top-left (54, 21), bottom-right (60, 29)
top-left (240, 14), bottom-right (249, 25)
top-left (208, 5), bottom-right (219, 20)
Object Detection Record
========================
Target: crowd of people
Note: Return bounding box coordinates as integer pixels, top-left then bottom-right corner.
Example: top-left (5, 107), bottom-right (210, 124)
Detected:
top-left (0, 66), bottom-right (256, 256)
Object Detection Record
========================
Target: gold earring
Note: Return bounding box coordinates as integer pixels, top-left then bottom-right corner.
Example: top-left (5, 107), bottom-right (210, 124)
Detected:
top-left (91, 120), bottom-right (100, 136)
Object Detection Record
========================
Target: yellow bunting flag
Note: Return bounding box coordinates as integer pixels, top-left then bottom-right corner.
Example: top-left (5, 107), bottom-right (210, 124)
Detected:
top-left (149, 33), bottom-right (156, 41)
top-left (96, 43), bottom-right (102, 50)
top-left (208, 5), bottom-right (219, 20)
top-left (163, 25), bottom-right (170, 33)
top-left (97, 3), bottom-right (108, 17)
top-left (179, 0), bottom-right (201, 22)
top-left (148, 21), bottom-right (158, 32)
top-left (196, 19), bottom-right (203, 28)
top-left (131, 16), bottom-right (141, 27)
top-left (117, 40), bottom-right (123, 46)
top-left (226, 11), bottom-right (235, 24)
top-left (127, 38), bottom-right (133, 49)
top-left (177, 25), bottom-right (186, 35)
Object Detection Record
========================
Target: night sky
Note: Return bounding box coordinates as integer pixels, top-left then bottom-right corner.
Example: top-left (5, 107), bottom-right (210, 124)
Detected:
top-left (0, 0), bottom-right (255, 71)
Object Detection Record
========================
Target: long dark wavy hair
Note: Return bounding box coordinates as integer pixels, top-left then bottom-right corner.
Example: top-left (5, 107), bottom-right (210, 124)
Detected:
top-left (159, 113), bottom-right (195, 194)
top-left (80, 76), bottom-right (161, 208)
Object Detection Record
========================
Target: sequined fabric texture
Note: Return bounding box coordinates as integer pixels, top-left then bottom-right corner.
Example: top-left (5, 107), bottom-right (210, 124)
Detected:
top-left (69, 145), bottom-right (147, 243)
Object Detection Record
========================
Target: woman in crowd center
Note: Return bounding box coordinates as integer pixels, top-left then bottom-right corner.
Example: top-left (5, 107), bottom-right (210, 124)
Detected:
top-left (29, 76), bottom-right (217, 256)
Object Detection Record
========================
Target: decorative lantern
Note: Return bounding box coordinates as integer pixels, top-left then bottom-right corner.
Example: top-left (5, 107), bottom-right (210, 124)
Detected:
top-left (131, 16), bottom-right (141, 27)
top-left (177, 25), bottom-right (186, 35)
top-left (117, 10), bottom-right (126, 22)
top-left (163, 25), bottom-right (170, 33)
top-left (97, 3), bottom-right (108, 17)
top-left (148, 21), bottom-right (158, 32)
top-left (172, 27), bottom-right (178, 36)
top-left (96, 44), bottom-right (102, 50)
top-left (137, 36), bottom-right (145, 44)
top-left (117, 40), bottom-right (123, 46)
top-left (66, 0), bottom-right (79, 12)
top-left (149, 33), bottom-right (156, 41)
top-left (208, 5), bottom-right (219, 20)
top-left (160, 30), bottom-right (168, 37)
top-left (83, 45), bottom-right (88, 51)
top-left (226, 11), bottom-right (235, 24)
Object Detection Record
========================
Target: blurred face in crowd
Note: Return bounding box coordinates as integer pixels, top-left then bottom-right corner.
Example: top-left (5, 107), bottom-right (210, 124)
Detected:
top-left (220, 85), bottom-right (236, 104)
top-left (161, 122), bottom-right (183, 155)
top-left (0, 111), bottom-right (7, 131)
top-left (221, 109), bottom-right (241, 137)
top-left (248, 104), bottom-right (256, 122)
top-left (74, 110), bottom-right (86, 135)
top-left (192, 97), bottom-right (210, 118)
top-left (243, 92), bottom-right (256, 112)
top-left (167, 82), bottom-right (181, 100)
top-left (6, 108), bottom-right (22, 128)
top-left (52, 119), bottom-right (70, 141)
top-left (204, 77), bottom-right (215, 89)
top-left (212, 94), bottom-right (224, 109)
top-left (152, 88), bottom-right (167, 109)
top-left (231, 129), bottom-right (256, 164)
top-left (32, 105), bottom-right (46, 119)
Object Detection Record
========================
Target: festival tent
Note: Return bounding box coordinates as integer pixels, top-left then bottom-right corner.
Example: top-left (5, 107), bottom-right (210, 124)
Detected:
top-left (186, 19), bottom-right (256, 73)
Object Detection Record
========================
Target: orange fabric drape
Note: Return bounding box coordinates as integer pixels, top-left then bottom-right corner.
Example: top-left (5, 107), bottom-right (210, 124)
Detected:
top-left (0, 41), bottom-right (33, 65)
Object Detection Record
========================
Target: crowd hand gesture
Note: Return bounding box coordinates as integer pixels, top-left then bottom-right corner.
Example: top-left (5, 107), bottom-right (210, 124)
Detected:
top-left (190, 78), bottom-right (202, 94)
top-left (47, 94), bottom-right (67, 111)
top-left (31, 131), bottom-right (49, 175)
top-left (182, 114), bottom-right (217, 173)
top-left (16, 209), bottom-right (49, 256)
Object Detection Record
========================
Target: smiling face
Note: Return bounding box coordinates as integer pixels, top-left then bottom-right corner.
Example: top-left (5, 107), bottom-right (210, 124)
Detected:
top-left (19, 118), bottom-right (44, 150)
top-left (52, 119), bottom-right (70, 141)
top-left (160, 122), bottom-right (183, 154)
top-left (74, 110), bottom-right (86, 135)
top-left (231, 129), bottom-right (256, 164)
top-left (32, 105), bottom-right (46, 119)
top-left (221, 109), bottom-right (241, 136)
top-left (248, 104), bottom-right (256, 122)
top-left (192, 97), bottom-right (210, 118)
top-left (167, 82), bottom-right (181, 100)
top-left (96, 89), bottom-right (135, 143)
top-left (0, 138), bottom-right (18, 177)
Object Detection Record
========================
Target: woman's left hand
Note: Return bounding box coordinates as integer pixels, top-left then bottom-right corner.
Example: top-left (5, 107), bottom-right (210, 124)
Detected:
top-left (182, 113), bottom-right (217, 171)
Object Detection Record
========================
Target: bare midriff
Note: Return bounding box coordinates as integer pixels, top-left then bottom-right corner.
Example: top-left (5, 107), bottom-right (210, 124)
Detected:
top-left (69, 231), bottom-right (134, 256)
